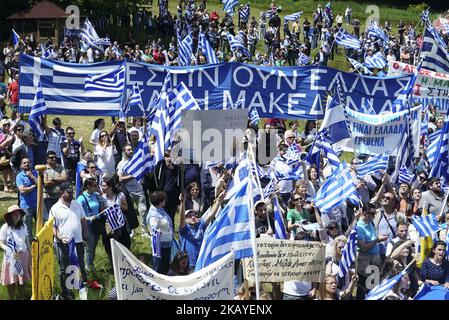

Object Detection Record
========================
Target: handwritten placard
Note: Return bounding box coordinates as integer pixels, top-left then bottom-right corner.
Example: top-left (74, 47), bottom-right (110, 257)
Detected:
top-left (243, 238), bottom-right (325, 283)
top-left (111, 239), bottom-right (234, 300)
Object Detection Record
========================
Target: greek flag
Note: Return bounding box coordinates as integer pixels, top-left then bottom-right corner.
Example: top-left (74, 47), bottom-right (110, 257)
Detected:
top-left (360, 101), bottom-right (376, 115)
top-left (80, 18), bottom-right (110, 51)
top-left (337, 227), bottom-right (357, 278)
top-left (84, 65), bottom-right (125, 93)
top-left (239, 4), bottom-right (250, 23)
top-left (273, 197), bottom-right (287, 240)
top-left (271, 162), bottom-right (303, 181)
top-left (198, 32), bottom-right (219, 64)
top-left (28, 82), bottom-right (47, 141)
top-left (286, 143), bottom-right (301, 161)
top-left (426, 135), bottom-right (439, 164)
top-left (356, 152), bottom-right (389, 178)
top-left (365, 52), bottom-right (387, 69)
top-left (297, 52), bottom-right (310, 65)
top-left (128, 82), bottom-right (145, 115)
top-left (151, 228), bottom-right (161, 258)
top-left (307, 131), bottom-right (341, 173)
top-left (263, 178), bottom-right (276, 198)
top-left (366, 270), bottom-right (407, 300)
top-left (102, 203), bottom-right (125, 231)
top-left (167, 82), bottom-right (200, 143)
top-left (420, 113), bottom-right (429, 136)
top-left (390, 113), bottom-right (415, 185)
top-left (195, 177), bottom-right (253, 271)
top-left (223, 0), bottom-right (239, 16)
top-left (122, 133), bottom-right (154, 183)
top-left (227, 33), bottom-right (250, 57)
top-left (398, 165), bottom-right (415, 184)
top-left (248, 106), bottom-right (260, 127)
top-left (335, 30), bottom-right (361, 50)
top-left (347, 57), bottom-right (372, 75)
top-left (41, 44), bottom-right (51, 59)
top-left (12, 29), bottom-right (21, 46)
top-left (314, 161), bottom-right (360, 213)
top-left (412, 215), bottom-right (440, 238)
top-left (421, 21), bottom-right (449, 73)
top-left (366, 21), bottom-right (389, 43)
top-left (150, 73), bottom-right (172, 164)
top-left (284, 11), bottom-right (303, 22)
top-left (429, 114), bottom-right (449, 181)
top-left (178, 32), bottom-right (194, 66)
top-left (6, 234), bottom-right (23, 276)
top-left (19, 55), bottom-right (125, 115)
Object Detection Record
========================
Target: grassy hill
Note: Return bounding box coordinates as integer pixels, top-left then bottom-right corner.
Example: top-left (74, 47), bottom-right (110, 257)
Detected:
top-left (0, 0), bottom-right (436, 300)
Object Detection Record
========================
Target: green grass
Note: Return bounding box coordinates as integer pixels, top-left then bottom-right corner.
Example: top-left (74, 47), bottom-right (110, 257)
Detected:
top-left (0, 0), bottom-right (436, 299)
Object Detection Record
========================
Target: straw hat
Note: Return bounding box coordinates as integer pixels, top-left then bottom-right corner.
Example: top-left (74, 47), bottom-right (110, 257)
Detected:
top-left (3, 205), bottom-right (26, 220)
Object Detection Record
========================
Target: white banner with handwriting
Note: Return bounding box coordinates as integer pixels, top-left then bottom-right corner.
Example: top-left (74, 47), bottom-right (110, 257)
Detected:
top-left (111, 239), bottom-right (234, 300)
top-left (243, 238), bottom-right (325, 283)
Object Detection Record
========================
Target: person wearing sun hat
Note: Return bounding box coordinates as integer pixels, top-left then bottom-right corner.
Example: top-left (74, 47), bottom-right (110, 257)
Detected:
top-left (0, 205), bottom-right (32, 300)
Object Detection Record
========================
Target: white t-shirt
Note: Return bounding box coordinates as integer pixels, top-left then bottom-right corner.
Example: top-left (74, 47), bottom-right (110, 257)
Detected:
top-left (90, 128), bottom-right (101, 145)
top-left (117, 159), bottom-right (143, 193)
top-left (0, 223), bottom-right (29, 252)
top-left (94, 144), bottom-right (117, 178)
top-left (283, 280), bottom-right (312, 297)
top-left (50, 200), bottom-right (85, 243)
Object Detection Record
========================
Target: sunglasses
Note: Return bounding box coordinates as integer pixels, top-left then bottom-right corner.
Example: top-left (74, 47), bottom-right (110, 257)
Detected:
top-left (100, 134), bottom-right (108, 137)
top-left (327, 226), bottom-right (337, 230)
top-left (293, 198), bottom-right (303, 202)
top-left (67, 132), bottom-right (75, 135)
top-left (382, 196), bottom-right (392, 200)
top-left (89, 166), bottom-right (96, 169)
top-left (48, 156), bottom-right (56, 160)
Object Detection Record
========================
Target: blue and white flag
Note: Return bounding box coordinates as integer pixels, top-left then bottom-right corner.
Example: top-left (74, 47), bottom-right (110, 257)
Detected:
top-left (356, 152), bottom-right (389, 178)
top-left (227, 33), bottom-right (250, 57)
top-left (420, 22), bottom-right (449, 73)
top-left (273, 197), bottom-right (287, 240)
top-left (337, 227), bottom-right (357, 278)
top-left (335, 30), bottom-right (361, 50)
top-left (360, 101), bottom-right (376, 115)
top-left (263, 178), bottom-right (276, 198)
top-left (150, 73), bottom-right (172, 164)
top-left (41, 44), bottom-right (51, 59)
top-left (167, 82), bottom-right (201, 143)
top-left (248, 106), bottom-right (260, 127)
top-left (19, 54), bottom-right (125, 115)
top-left (198, 32), bottom-right (219, 64)
top-left (366, 270), bottom-right (407, 300)
top-left (67, 239), bottom-right (84, 289)
top-left (426, 134), bottom-right (439, 164)
top-left (347, 57), bottom-right (373, 75)
top-left (6, 233), bottom-right (23, 276)
top-left (412, 215), bottom-right (440, 238)
top-left (297, 52), bottom-right (310, 65)
top-left (223, 0), bottom-right (239, 16)
top-left (306, 131), bottom-right (341, 173)
top-left (366, 21), bottom-right (389, 43)
top-left (398, 165), bottom-right (415, 185)
top-left (314, 161), bottom-right (360, 213)
top-left (12, 29), bottom-right (21, 46)
top-left (122, 133), bottom-right (154, 183)
top-left (286, 143), bottom-right (301, 162)
top-left (128, 82), bottom-right (145, 115)
top-left (102, 203), bottom-right (125, 231)
top-left (239, 4), bottom-right (250, 23)
top-left (429, 114), bottom-right (449, 181)
top-left (84, 65), bottom-right (125, 94)
top-left (179, 32), bottom-right (194, 66)
top-left (420, 113), bottom-right (429, 136)
top-left (365, 52), bottom-right (387, 69)
top-left (80, 18), bottom-right (110, 52)
top-left (151, 228), bottom-right (161, 258)
top-left (195, 177), bottom-right (253, 271)
top-left (284, 11), bottom-right (303, 22)
top-left (28, 82), bottom-right (47, 141)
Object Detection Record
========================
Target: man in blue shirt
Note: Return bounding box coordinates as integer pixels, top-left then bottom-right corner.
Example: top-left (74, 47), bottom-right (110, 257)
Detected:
top-left (16, 157), bottom-right (38, 241)
top-left (178, 191), bottom-right (225, 269)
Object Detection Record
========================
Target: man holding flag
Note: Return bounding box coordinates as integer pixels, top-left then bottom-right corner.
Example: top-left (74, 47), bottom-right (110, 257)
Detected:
top-left (49, 182), bottom-right (88, 300)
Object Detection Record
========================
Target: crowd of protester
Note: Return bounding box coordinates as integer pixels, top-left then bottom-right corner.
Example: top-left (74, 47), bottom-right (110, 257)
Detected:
top-left (1, 0), bottom-right (449, 301)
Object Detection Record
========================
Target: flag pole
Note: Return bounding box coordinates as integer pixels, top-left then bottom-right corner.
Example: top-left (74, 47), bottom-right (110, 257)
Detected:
top-left (438, 189), bottom-right (449, 219)
top-left (247, 161), bottom-right (261, 300)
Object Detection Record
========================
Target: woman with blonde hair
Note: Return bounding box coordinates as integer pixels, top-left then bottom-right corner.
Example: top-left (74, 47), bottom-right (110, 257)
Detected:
top-left (318, 274), bottom-right (357, 300)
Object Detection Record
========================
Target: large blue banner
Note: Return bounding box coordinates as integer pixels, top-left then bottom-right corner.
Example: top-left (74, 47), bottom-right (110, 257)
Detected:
top-left (19, 54), bottom-right (412, 119)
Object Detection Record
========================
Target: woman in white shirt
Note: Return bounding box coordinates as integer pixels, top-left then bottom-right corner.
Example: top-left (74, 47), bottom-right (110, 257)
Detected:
top-left (94, 131), bottom-right (117, 179)
top-left (89, 118), bottom-right (105, 146)
top-left (0, 205), bottom-right (32, 300)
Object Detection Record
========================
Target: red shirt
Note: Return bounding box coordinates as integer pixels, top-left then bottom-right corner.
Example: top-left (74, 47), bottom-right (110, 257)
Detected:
top-left (8, 80), bottom-right (19, 104)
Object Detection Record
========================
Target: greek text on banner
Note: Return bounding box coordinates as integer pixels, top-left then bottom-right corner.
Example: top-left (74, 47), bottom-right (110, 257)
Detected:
top-left (242, 238), bottom-right (325, 283)
top-left (111, 239), bottom-right (235, 300)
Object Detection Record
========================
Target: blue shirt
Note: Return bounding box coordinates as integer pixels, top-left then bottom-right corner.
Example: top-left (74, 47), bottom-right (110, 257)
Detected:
top-left (77, 192), bottom-right (101, 217)
top-left (356, 219), bottom-right (379, 255)
top-left (180, 220), bottom-right (206, 268)
top-left (16, 170), bottom-right (37, 209)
